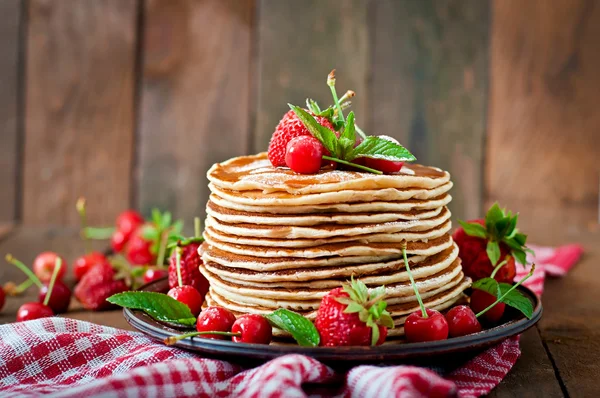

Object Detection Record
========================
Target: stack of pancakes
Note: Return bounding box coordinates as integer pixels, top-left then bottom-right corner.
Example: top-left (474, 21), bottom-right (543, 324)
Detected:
top-left (200, 152), bottom-right (471, 338)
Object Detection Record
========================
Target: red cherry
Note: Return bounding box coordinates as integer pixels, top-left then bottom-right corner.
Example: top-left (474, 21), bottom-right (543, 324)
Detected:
top-left (111, 230), bottom-right (128, 253)
top-left (116, 210), bottom-right (144, 241)
top-left (231, 314), bottom-right (272, 344)
top-left (73, 251), bottom-right (108, 281)
top-left (33, 252), bottom-right (67, 283)
top-left (285, 136), bottom-right (324, 174)
top-left (0, 287), bottom-right (5, 311)
top-left (167, 285), bottom-right (203, 317)
top-left (143, 268), bottom-right (168, 284)
top-left (404, 309), bottom-right (449, 343)
top-left (470, 289), bottom-right (505, 323)
top-left (38, 280), bottom-right (72, 314)
top-left (196, 307), bottom-right (237, 339)
top-left (445, 305), bottom-right (482, 337)
top-left (126, 228), bottom-right (155, 265)
top-left (16, 302), bottom-right (53, 322)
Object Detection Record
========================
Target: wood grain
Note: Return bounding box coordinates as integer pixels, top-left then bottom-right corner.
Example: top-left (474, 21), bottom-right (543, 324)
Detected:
top-left (371, 0), bottom-right (490, 221)
top-left (137, 0), bottom-right (253, 227)
top-left (486, 0), bottom-right (600, 231)
top-left (0, 0), bottom-right (21, 223)
top-left (253, 0), bottom-right (368, 153)
top-left (22, 0), bottom-right (137, 226)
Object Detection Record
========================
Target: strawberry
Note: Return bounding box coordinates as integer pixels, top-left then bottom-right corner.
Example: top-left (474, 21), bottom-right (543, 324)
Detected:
top-left (168, 242), bottom-right (209, 298)
top-left (314, 279), bottom-right (394, 346)
top-left (74, 262), bottom-right (129, 311)
top-left (126, 226), bottom-right (155, 265)
top-left (125, 210), bottom-right (184, 266)
top-left (268, 110), bottom-right (336, 167)
top-left (454, 203), bottom-right (531, 283)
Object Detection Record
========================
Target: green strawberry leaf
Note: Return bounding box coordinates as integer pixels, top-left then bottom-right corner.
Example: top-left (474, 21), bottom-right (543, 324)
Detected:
top-left (151, 209), bottom-right (162, 226)
top-left (514, 232), bottom-right (527, 246)
top-left (472, 277), bottom-right (500, 297)
top-left (340, 111), bottom-right (356, 144)
top-left (458, 220), bottom-right (488, 239)
top-left (370, 322), bottom-right (379, 346)
top-left (344, 302), bottom-right (365, 314)
top-left (83, 226), bottom-right (116, 240)
top-left (348, 136), bottom-right (416, 162)
top-left (288, 104), bottom-right (339, 156)
top-left (487, 240), bottom-right (501, 266)
top-left (107, 291), bottom-right (196, 326)
top-left (265, 309), bottom-right (320, 347)
top-left (141, 225), bottom-right (159, 241)
top-left (306, 98), bottom-right (321, 114)
top-left (498, 283), bottom-right (533, 318)
top-left (511, 248), bottom-right (528, 266)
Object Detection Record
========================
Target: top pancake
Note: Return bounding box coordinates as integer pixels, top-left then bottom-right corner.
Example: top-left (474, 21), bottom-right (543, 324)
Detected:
top-left (208, 152), bottom-right (450, 195)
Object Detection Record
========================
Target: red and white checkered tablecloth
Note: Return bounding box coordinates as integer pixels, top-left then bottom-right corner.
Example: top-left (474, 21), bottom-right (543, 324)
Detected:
top-left (0, 244), bottom-right (582, 398)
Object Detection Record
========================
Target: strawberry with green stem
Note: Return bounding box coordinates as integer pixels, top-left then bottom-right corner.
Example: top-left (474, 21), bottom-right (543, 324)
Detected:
top-left (74, 198), bottom-right (110, 281)
top-left (16, 258), bottom-right (63, 321)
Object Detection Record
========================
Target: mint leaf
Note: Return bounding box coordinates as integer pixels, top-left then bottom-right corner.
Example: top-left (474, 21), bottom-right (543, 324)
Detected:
top-left (472, 277), bottom-right (500, 297)
top-left (288, 104), bottom-right (339, 156)
top-left (348, 136), bottom-right (416, 162)
top-left (107, 291), bottom-right (196, 326)
top-left (340, 111), bottom-right (356, 144)
top-left (458, 220), bottom-right (487, 239)
top-left (498, 283), bottom-right (533, 318)
top-left (265, 309), bottom-right (319, 347)
top-left (487, 240), bottom-right (501, 266)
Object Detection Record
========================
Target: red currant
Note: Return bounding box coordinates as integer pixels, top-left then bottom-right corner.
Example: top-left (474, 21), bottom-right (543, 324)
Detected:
top-left (73, 251), bottom-right (108, 281)
top-left (33, 252), bottom-right (67, 283)
top-left (196, 307), bottom-right (237, 339)
top-left (445, 305), bottom-right (482, 337)
top-left (38, 280), bottom-right (71, 314)
top-left (16, 302), bottom-right (53, 322)
top-left (116, 210), bottom-right (144, 241)
top-left (111, 230), bottom-right (128, 253)
top-left (167, 285), bottom-right (203, 317)
top-left (285, 136), bottom-right (324, 174)
top-left (404, 309), bottom-right (449, 343)
top-left (470, 289), bottom-right (505, 323)
top-left (143, 268), bottom-right (168, 284)
top-left (231, 314), bottom-right (272, 344)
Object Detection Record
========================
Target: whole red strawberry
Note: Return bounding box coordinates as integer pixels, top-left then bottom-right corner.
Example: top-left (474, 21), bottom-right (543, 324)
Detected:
top-left (168, 242), bottom-right (209, 299)
top-left (126, 225), bottom-right (155, 265)
top-left (268, 110), bottom-right (336, 167)
top-left (74, 262), bottom-right (129, 311)
top-left (315, 279), bottom-right (393, 347)
top-left (454, 204), bottom-right (530, 283)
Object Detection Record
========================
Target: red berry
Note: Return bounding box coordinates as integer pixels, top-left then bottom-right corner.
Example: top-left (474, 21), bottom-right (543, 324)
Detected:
top-left (167, 285), bottom-right (203, 317)
top-left (16, 302), bottom-right (53, 322)
top-left (143, 268), bottom-right (168, 284)
top-left (0, 287), bottom-right (5, 311)
top-left (268, 110), bottom-right (335, 167)
top-left (74, 262), bottom-right (129, 311)
top-left (111, 230), bottom-right (128, 253)
top-left (470, 289), bottom-right (505, 323)
top-left (116, 210), bottom-right (144, 241)
top-left (285, 136), bottom-right (324, 174)
top-left (73, 251), bottom-right (109, 281)
top-left (33, 252), bottom-right (67, 283)
top-left (38, 280), bottom-right (71, 314)
top-left (404, 309), bottom-right (449, 343)
top-left (168, 243), bottom-right (209, 299)
top-left (231, 314), bottom-right (272, 344)
top-left (196, 306), bottom-right (237, 339)
top-left (126, 227), bottom-right (155, 265)
top-left (445, 305), bottom-right (482, 337)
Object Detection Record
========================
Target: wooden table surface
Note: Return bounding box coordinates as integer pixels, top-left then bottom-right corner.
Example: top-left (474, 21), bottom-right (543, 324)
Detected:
top-left (1, 225), bottom-right (598, 397)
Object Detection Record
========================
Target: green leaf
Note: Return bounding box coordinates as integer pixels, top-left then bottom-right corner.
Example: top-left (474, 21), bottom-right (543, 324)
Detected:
top-left (485, 203), bottom-right (505, 237)
top-left (379, 312), bottom-right (394, 328)
top-left (340, 111), bottom-right (356, 144)
top-left (487, 240), bottom-right (501, 266)
top-left (505, 214), bottom-right (518, 238)
top-left (83, 226), bottom-right (116, 240)
top-left (498, 283), bottom-right (533, 318)
top-left (151, 209), bottom-right (162, 226)
top-left (107, 292), bottom-right (196, 326)
top-left (161, 212), bottom-right (172, 229)
top-left (514, 232), bottom-right (527, 246)
top-left (288, 104), bottom-right (339, 156)
top-left (348, 136), bottom-right (416, 162)
top-left (512, 249), bottom-right (528, 266)
top-left (458, 220), bottom-right (488, 239)
top-left (141, 225), bottom-right (159, 241)
top-left (344, 302), bottom-right (364, 314)
top-left (265, 309), bottom-right (320, 347)
top-left (369, 286), bottom-right (386, 301)
top-left (306, 98), bottom-right (321, 114)
top-left (472, 277), bottom-right (500, 298)
top-left (495, 216), bottom-right (511, 237)
top-left (371, 323), bottom-right (379, 346)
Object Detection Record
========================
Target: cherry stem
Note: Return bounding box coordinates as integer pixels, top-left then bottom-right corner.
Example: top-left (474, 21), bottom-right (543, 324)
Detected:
top-left (175, 247), bottom-right (183, 287)
top-left (76, 197), bottom-right (91, 254)
top-left (402, 246), bottom-right (428, 318)
top-left (322, 155), bottom-right (383, 175)
top-left (43, 258), bottom-right (61, 306)
top-left (164, 331), bottom-right (242, 345)
top-left (490, 257), bottom-right (509, 279)
top-left (156, 228), bottom-right (170, 267)
top-left (16, 279), bottom-right (34, 294)
top-left (5, 254), bottom-right (42, 288)
top-left (327, 70), bottom-right (345, 124)
top-left (475, 263), bottom-right (536, 318)
top-left (194, 217), bottom-right (201, 238)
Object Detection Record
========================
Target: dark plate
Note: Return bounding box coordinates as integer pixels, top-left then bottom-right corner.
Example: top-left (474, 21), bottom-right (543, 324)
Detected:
top-left (124, 278), bottom-right (542, 368)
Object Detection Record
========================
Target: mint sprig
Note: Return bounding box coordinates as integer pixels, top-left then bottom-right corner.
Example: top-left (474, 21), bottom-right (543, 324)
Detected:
top-left (472, 275), bottom-right (534, 319)
top-left (265, 309), bottom-right (320, 347)
top-left (107, 291), bottom-right (196, 326)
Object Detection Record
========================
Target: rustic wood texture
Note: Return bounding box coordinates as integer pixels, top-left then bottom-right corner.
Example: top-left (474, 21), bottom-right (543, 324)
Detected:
top-left (371, 0), bottom-right (489, 222)
top-left (0, 0), bottom-right (21, 223)
top-left (137, 0), bottom-right (253, 226)
top-left (22, 0), bottom-right (137, 226)
top-left (486, 0), bottom-right (600, 232)
top-left (253, 0), bottom-right (369, 153)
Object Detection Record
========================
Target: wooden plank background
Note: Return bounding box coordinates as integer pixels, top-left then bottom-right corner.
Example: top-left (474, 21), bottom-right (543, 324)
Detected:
top-left (0, 0), bottom-right (597, 235)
